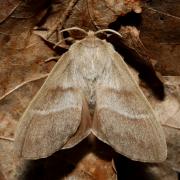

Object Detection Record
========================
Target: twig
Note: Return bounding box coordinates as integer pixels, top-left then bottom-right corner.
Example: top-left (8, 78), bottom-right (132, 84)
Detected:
top-left (0, 74), bottom-right (49, 101)
top-left (0, 1), bottom-right (21, 23)
top-left (146, 6), bottom-right (180, 20)
top-left (87, 0), bottom-right (100, 30)
top-left (46, 0), bottom-right (79, 39)
top-left (44, 56), bottom-right (60, 62)
top-left (0, 136), bottom-right (14, 142)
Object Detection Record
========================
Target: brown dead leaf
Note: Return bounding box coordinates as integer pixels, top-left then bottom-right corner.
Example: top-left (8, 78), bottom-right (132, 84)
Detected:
top-left (114, 154), bottom-right (179, 180)
top-left (130, 67), bottom-right (180, 172)
top-left (140, 2), bottom-right (180, 75)
top-left (0, 34), bottom-right (54, 98)
top-left (82, 0), bottom-right (142, 28)
top-left (0, 0), bottom-right (55, 104)
top-left (141, 76), bottom-right (180, 129)
top-left (144, 163), bottom-right (178, 180)
top-left (0, 0), bottom-right (21, 23)
top-left (0, 2), bottom-right (55, 140)
top-left (0, 78), bottom-right (45, 139)
top-left (108, 26), bottom-right (165, 100)
top-left (64, 151), bottom-right (116, 180)
top-left (0, 139), bottom-right (26, 180)
top-left (144, 0), bottom-right (180, 17)
top-left (0, 0), bottom-right (53, 144)
top-left (142, 76), bottom-right (180, 172)
top-left (36, 0), bottom-right (142, 42)
top-left (119, 26), bottom-right (153, 68)
top-left (164, 126), bottom-right (180, 172)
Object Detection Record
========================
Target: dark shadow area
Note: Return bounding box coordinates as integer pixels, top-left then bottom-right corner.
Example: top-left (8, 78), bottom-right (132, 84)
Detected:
top-left (109, 11), bottom-right (142, 30)
top-left (26, 0), bottom-right (52, 8)
top-left (24, 0), bottom-right (52, 16)
top-left (19, 139), bottom-right (90, 180)
top-left (18, 136), bottom-right (165, 180)
top-left (114, 155), bottom-right (162, 180)
top-left (107, 11), bottom-right (165, 100)
top-left (18, 138), bottom-right (115, 180)
top-left (114, 155), bottom-right (147, 180)
top-left (106, 34), bottom-right (165, 100)
top-left (36, 4), bottom-right (53, 27)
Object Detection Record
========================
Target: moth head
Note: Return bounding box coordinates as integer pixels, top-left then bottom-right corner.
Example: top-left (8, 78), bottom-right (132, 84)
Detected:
top-left (87, 30), bottom-right (95, 37)
top-left (56, 27), bottom-right (122, 48)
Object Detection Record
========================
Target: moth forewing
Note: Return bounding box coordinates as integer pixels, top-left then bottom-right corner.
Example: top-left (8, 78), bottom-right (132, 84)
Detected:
top-left (92, 41), bottom-right (167, 162)
top-left (14, 50), bottom-right (91, 159)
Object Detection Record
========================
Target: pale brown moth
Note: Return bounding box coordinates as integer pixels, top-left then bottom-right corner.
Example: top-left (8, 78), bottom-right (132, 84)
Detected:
top-left (15, 27), bottom-right (167, 162)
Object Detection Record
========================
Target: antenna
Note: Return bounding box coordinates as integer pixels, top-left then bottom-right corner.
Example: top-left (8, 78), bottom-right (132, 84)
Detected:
top-left (95, 29), bottom-right (122, 38)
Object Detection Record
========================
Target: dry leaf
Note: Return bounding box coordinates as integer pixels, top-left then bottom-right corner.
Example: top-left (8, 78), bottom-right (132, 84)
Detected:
top-left (0, 78), bottom-right (45, 138)
top-left (143, 76), bottom-right (180, 129)
top-left (0, 139), bottom-right (25, 180)
top-left (140, 2), bottom-right (180, 75)
top-left (0, 0), bottom-right (20, 23)
top-left (164, 127), bottom-right (180, 172)
top-left (144, 163), bottom-right (178, 180)
top-left (139, 75), bottom-right (180, 172)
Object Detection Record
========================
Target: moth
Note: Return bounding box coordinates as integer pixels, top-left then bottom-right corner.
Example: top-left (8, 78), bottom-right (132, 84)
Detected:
top-left (15, 27), bottom-right (167, 162)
